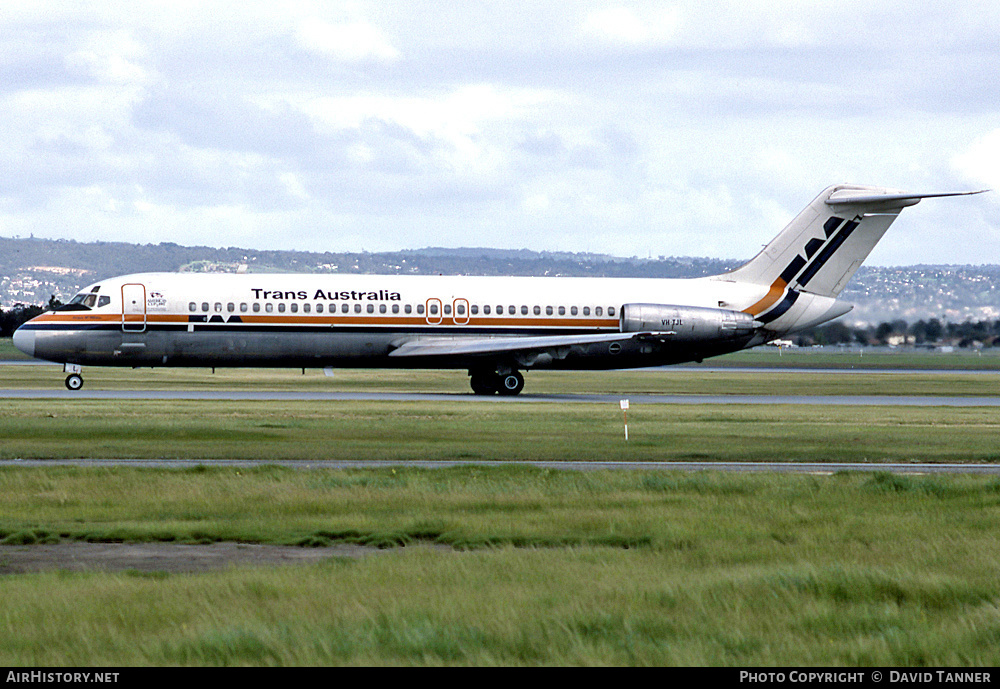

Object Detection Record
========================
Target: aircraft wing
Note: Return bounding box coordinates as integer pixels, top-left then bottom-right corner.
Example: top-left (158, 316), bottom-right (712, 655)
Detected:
top-left (388, 332), bottom-right (646, 358)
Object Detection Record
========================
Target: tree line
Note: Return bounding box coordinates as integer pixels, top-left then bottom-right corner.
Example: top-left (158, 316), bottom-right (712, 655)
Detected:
top-left (798, 318), bottom-right (1000, 348)
top-left (0, 297), bottom-right (61, 337)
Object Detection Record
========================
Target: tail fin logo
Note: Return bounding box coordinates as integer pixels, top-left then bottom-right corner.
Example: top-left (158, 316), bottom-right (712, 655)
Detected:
top-left (744, 215), bottom-right (859, 323)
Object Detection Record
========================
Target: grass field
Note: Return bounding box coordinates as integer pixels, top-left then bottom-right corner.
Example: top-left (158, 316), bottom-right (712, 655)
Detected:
top-left (4, 361), bottom-right (1000, 398)
top-left (2, 467), bottom-right (1000, 665)
top-left (2, 340), bottom-right (1000, 666)
top-left (1, 399), bottom-right (1000, 463)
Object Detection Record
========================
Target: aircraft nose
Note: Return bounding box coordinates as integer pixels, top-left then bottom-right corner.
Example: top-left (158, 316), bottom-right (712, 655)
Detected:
top-left (12, 326), bottom-right (35, 358)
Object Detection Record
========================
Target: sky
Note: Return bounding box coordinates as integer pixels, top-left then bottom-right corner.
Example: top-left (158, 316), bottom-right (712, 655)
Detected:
top-left (1, 1), bottom-right (999, 266)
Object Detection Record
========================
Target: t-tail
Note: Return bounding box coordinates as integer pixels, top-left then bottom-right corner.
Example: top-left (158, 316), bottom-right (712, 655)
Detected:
top-left (715, 184), bottom-right (986, 336)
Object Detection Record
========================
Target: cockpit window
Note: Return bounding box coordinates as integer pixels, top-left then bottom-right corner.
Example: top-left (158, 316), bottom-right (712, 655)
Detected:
top-left (56, 293), bottom-right (94, 311)
top-left (55, 289), bottom-right (110, 311)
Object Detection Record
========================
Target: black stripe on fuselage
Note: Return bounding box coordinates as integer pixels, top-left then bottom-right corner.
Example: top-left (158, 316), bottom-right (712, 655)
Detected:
top-left (756, 289), bottom-right (800, 324)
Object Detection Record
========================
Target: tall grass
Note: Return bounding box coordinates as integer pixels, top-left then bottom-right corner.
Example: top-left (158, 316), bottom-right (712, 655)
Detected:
top-left (3, 468), bottom-right (1000, 665)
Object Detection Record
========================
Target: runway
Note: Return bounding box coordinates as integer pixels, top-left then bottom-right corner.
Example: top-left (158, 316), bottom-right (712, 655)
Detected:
top-left (3, 458), bottom-right (1000, 474)
top-left (1, 388), bottom-right (999, 406)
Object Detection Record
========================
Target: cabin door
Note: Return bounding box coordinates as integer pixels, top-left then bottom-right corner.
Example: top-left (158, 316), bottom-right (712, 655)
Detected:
top-left (121, 283), bottom-right (147, 332)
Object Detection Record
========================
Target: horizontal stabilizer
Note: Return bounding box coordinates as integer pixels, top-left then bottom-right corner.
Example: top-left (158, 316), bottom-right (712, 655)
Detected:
top-left (826, 189), bottom-right (987, 207)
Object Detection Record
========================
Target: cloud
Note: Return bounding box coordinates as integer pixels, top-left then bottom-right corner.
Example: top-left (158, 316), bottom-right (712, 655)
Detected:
top-left (952, 129), bottom-right (1000, 192)
top-left (63, 29), bottom-right (150, 84)
top-left (581, 6), bottom-right (680, 46)
top-left (0, 2), bottom-right (997, 263)
top-left (295, 18), bottom-right (399, 63)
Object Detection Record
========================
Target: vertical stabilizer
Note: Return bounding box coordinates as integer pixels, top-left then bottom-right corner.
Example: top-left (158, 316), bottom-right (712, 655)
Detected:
top-left (717, 185), bottom-right (983, 324)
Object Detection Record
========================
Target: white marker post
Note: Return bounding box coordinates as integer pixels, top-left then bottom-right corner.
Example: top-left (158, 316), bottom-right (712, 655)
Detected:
top-left (620, 399), bottom-right (629, 441)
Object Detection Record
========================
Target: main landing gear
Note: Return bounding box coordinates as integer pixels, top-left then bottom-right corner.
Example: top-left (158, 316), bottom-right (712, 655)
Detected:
top-left (469, 368), bottom-right (525, 396)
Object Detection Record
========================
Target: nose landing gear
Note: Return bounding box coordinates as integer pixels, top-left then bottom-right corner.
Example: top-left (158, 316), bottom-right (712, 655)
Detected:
top-left (63, 364), bottom-right (84, 391)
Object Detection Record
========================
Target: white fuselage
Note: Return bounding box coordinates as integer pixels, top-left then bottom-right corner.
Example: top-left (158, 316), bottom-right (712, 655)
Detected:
top-left (14, 272), bottom-right (793, 375)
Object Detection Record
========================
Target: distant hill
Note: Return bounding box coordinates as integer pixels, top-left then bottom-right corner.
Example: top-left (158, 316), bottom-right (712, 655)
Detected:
top-left (1, 236), bottom-right (997, 326)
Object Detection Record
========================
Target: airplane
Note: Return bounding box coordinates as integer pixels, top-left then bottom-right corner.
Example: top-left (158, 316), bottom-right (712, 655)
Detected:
top-left (12, 184), bottom-right (984, 394)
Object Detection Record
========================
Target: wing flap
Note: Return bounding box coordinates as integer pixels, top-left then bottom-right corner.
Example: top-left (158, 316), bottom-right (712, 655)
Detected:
top-left (388, 332), bottom-right (643, 358)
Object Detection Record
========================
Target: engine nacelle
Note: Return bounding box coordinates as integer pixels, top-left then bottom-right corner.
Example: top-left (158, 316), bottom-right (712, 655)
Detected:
top-left (619, 303), bottom-right (759, 341)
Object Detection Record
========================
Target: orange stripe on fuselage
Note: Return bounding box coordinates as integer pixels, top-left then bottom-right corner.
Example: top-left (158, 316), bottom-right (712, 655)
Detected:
top-left (743, 278), bottom-right (786, 316)
top-left (29, 312), bottom-right (618, 330)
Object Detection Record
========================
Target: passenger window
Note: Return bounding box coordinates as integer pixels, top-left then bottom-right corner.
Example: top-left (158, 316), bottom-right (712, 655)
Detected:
top-left (227, 303), bottom-right (235, 312)
top-left (265, 303), bottom-right (273, 313)
top-left (520, 306), bottom-right (528, 315)
top-left (189, 302), bottom-right (197, 312)
top-left (558, 306), bottom-right (565, 316)
top-left (253, 303), bottom-right (261, 313)
top-left (290, 303), bottom-right (298, 313)
top-left (595, 307), bottom-right (603, 316)
top-left (483, 305), bottom-right (491, 315)
top-left (392, 304), bottom-right (399, 314)
top-left (430, 304), bottom-right (439, 315)
top-left (405, 304), bottom-right (412, 314)
top-left (444, 304), bottom-right (452, 315)
top-left (303, 303), bottom-right (310, 313)
top-left (533, 306), bottom-right (541, 315)
top-left (202, 302), bottom-right (209, 312)
top-left (214, 303), bottom-right (222, 312)
top-left (240, 303), bottom-right (248, 313)
top-left (417, 304), bottom-right (425, 315)
top-left (583, 307), bottom-right (590, 316)
top-left (366, 304), bottom-right (374, 314)
top-left (315, 303), bottom-right (323, 313)
top-left (571, 306), bottom-right (577, 316)
top-left (608, 306), bottom-right (616, 317)
top-left (278, 303), bottom-right (285, 313)
top-left (470, 305), bottom-right (477, 315)
top-left (379, 304), bottom-right (386, 314)
top-left (545, 306), bottom-right (553, 315)
top-left (354, 304), bottom-right (361, 313)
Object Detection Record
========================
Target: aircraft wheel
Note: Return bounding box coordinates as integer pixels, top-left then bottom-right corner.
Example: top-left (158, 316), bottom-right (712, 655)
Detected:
top-left (65, 374), bottom-right (84, 391)
top-left (470, 371), bottom-right (497, 395)
top-left (497, 371), bottom-right (524, 396)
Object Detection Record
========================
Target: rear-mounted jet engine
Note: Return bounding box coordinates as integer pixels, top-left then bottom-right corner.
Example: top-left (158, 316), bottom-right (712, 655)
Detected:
top-left (619, 303), bottom-right (760, 341)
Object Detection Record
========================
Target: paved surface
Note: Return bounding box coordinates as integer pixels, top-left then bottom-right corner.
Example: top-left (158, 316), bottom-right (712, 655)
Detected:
top-left (4, 459), bottom-right (1000, 474)
top-left (0, 542), bottom-right (397, 575)
top-left (2, 388), bottom-right (999, 405)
